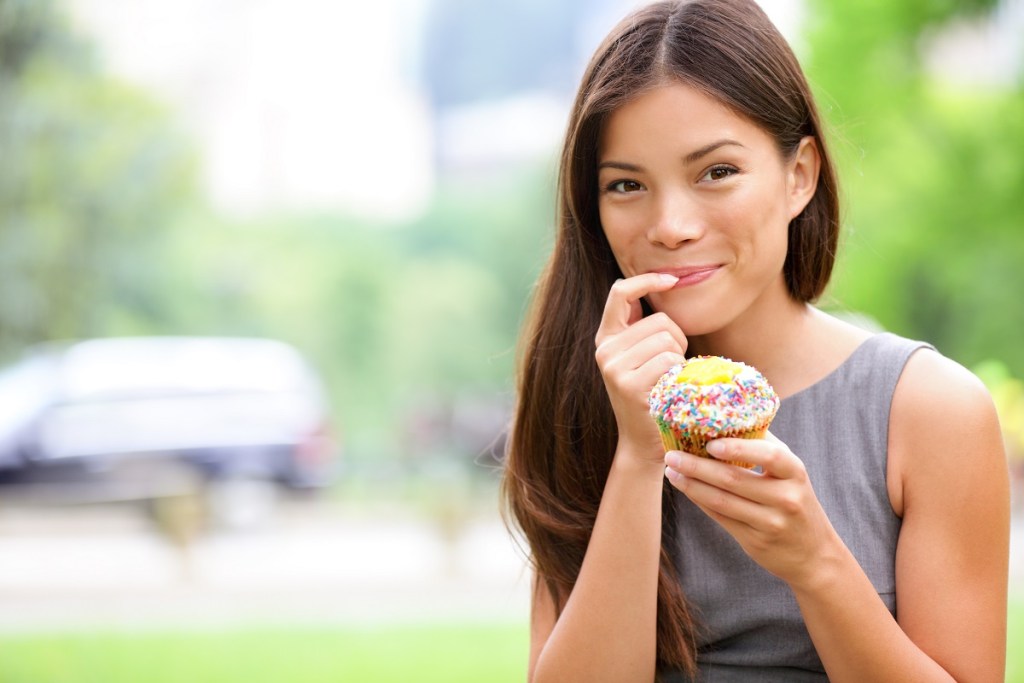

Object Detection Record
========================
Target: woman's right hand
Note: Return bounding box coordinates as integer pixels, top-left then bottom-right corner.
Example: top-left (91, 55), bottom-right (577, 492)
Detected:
top-left (594, 273), bottom-right (688, 465)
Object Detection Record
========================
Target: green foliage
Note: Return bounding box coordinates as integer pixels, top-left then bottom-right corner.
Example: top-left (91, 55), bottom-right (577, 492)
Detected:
top-left (0, 0), bottom-right (78, 77)
top-left (805, 0), bottom-right (1024, 375)
top-left (146, 168), bottom-right (553, 461)
top-left (0, 0), bottom-right (197, 356)
top-left (976, 359), bottom-right (1024, 462)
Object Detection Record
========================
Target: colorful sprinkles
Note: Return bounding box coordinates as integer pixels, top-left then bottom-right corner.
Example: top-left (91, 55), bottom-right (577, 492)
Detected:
top-left (648, 355), bottom-right (780, 440)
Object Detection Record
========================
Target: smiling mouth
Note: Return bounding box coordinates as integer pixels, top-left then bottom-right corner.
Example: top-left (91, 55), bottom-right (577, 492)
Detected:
top-left (654, 265), bottom-right (721, 287)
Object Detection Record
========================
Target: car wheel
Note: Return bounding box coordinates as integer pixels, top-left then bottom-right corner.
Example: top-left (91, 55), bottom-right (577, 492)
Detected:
top-left (205, 475), bottom-right (279, 531)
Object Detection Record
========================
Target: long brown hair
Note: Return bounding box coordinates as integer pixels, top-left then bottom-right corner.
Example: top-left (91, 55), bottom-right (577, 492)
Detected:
top-left (501, 0), bottom-right (840, 675)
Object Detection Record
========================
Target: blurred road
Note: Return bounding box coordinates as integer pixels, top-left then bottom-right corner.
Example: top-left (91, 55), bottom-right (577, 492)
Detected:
top-left (0, 499), bottom-right (1020, 633)
top-left (0, 497), bottom-right (531, 632)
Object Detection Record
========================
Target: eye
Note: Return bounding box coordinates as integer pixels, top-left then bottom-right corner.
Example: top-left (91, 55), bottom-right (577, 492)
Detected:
top-left (605, 179), bottom-right (645, 194)
top-left (700, 165), bottom-right (739, 182)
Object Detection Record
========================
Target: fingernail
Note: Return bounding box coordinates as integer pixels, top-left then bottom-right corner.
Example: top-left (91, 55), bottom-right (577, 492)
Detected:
top-left (665, 466), bottom-right (682, 482)
top-left (706, 440), bottom-right (724, 456)
top-left (659, 273), bottom-right (680, 285)
top-left (664, 451), bottom-right (682, 468)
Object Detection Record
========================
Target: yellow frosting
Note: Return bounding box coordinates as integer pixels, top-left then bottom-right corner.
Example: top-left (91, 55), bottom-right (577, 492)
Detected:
top-left (674, 356), bottom-right (740, 385)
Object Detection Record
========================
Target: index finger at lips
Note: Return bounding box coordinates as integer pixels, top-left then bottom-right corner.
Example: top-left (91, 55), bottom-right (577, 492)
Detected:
top-left (595, 273), bottom-right (680, 345)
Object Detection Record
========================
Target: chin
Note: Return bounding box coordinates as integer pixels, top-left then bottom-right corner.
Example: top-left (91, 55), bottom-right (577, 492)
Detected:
top-left (675, 319), bottom-right (724, 338)
top-left (655, 308), bottom-right (727, 338)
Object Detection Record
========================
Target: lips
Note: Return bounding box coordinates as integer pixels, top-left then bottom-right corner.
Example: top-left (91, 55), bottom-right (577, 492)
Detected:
top-left (653, 265), bottom-right (722, 287)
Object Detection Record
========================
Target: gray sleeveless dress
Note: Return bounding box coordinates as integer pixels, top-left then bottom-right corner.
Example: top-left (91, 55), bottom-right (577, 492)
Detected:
top-left (662, 332), bottom-right (933, 682)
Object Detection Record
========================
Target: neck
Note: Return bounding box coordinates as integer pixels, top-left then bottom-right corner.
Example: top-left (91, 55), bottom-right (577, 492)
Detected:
top-left (686, 283), bottom-right (819, 396)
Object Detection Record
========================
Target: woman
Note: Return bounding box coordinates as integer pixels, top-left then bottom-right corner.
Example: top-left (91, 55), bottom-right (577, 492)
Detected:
top-left (501, 0), bottom-right (1010, 681)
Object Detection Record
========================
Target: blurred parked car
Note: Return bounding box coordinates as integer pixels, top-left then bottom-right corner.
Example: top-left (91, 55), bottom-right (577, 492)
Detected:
top-left (0, 337), bottom-right (337, 502)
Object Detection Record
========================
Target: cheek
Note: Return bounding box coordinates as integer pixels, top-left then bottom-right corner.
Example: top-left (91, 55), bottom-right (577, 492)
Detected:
top-left (718, 186), bottom-right (790, 259)
top-left (598, 209), bottom-right (641, 270)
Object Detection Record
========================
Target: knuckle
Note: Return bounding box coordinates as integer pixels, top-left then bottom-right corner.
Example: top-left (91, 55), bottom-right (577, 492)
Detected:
top-left (748, 536), bottom-right (771, 555)
top-left (791, 458), bottom-right (808, 479)
top-left (594, 328), bottom-right (616, 351)
top-left (709, 492), bottom-right (729, 512)
top-left (722, 466), bottom-right (743, 488)
top-left (600, 358), bottom-right (624, 384)
top-left (764, 446), bottom-right (786, 470)
top-left (655, 351), bottom-right (683, 367)
top-left (654, 331), bottom-right (683, 356)
top-left (596, 355), bottom-right (623, 384)
top-left (764, 515), bottom-right (786, 536)
top-left (779, 492), bottom-right (802, 515)
top-left (649, 311), bottom-right (671, 327)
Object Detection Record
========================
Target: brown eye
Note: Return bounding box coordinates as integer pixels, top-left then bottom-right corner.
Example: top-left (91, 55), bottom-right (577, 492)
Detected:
top-left (701, 165), bottom-right (739, 182)
top-left (607, 179), bottom-right (644, 193)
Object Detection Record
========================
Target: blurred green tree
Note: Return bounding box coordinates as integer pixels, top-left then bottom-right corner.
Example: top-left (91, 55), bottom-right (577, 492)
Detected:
top-left (804, 0), bottom-right (1024, 375)
top-left (0, 0), bottom-right (197, 358)
top-left (158, 170), bottom-right (554, 461)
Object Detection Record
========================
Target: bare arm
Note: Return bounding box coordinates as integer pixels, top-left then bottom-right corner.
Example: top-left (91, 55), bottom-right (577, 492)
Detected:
top-left (664, 350), bottom-right (1009, 681)
top-left (529, 454), bottom-right (666, 683)
top-left (529, 273), bottom-right (685, 683)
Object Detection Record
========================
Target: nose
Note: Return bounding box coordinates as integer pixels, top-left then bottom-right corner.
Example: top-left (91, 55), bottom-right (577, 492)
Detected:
top-left (646, 190), bottom-right (706, 248)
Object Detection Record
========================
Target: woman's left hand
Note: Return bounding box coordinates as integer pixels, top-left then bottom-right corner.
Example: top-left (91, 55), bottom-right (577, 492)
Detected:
top-left (664, 433), bottom-right (841, 588)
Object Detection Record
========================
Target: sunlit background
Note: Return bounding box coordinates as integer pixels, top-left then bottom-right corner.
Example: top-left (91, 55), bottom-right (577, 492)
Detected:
top-left (0, 0), bottom-right (1023, 681)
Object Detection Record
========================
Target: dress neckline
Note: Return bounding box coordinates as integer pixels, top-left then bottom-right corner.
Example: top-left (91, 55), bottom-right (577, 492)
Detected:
top-left (779, 332), bottom-right (888, 405)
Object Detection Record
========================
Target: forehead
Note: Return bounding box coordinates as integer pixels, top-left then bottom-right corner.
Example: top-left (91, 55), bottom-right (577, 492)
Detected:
top-left (598, 82), bottom-right (773, 159)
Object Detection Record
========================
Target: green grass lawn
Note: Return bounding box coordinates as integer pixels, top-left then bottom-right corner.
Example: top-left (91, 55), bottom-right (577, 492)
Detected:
top-left (0, 603), bottom-right (1019, 683)
top-left (0, 622), bottom-right (529, 683)
top-left (1010, 595), bottom-right (1024, 683)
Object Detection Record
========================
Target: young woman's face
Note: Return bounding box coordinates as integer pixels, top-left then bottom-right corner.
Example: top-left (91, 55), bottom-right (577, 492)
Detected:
top-left (597, 81), bottom-right (817, 337)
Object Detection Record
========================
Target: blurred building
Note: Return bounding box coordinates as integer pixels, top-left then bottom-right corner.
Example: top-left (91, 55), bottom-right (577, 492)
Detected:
top-left (922, 0), bottom-right (1024, 88)
top-left (69, 0), bottom-right (435, 222)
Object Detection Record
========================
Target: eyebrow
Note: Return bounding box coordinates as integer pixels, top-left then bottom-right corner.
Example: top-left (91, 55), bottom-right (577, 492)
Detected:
top-left (684, 138), bottom-right (745, 163)
top-left (597, 138), bottom-right (746, 172)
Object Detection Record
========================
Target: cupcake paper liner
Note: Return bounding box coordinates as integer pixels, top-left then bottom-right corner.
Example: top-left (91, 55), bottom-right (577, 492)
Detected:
top-left (657, 423), bottom-right (770, 469)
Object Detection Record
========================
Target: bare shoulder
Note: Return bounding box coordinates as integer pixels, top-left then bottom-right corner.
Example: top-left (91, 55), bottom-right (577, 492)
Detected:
top-left (892, 347), bottom-right (999, 441)
top-left (888, 346), bottom-right (1006, 514)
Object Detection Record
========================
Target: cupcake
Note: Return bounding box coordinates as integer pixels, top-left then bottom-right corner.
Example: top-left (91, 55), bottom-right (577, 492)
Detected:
top-left (648, 355), bottom-right (780, 467)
